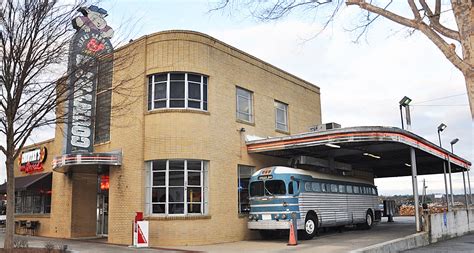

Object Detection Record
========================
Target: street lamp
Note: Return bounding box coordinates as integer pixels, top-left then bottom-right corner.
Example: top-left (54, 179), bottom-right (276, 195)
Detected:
top-left (450, 138), bottom-right (459, 152)
top-left (399, 96), bottom-right (412, 130)
top-left (437, 123), bottom-right (450, 210)
top-left (437, 123), bottom-right (447, 147)
top-left (451, 138), bottom-right (470, 208)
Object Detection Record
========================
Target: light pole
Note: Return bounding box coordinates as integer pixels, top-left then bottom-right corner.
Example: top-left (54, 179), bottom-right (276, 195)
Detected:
top-left (437, 123), bottom-right (451, 210)
top-left (399, 96), bottom-right (420, 231)
top-left (399, 96), bottom-right (412, 130)
top-left (451, 139), bottom-right (469, 209)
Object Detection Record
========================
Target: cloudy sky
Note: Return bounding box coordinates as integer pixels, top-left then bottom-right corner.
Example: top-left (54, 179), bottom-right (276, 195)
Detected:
top-left (1, 0), bottom-right (472, 196)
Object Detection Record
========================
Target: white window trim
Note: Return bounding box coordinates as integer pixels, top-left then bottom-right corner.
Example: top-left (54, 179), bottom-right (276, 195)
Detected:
top-left (146, 160), bottom-right (208, 216)
top-left (275, 100), bottom-right (288, 131)
top-left (236, 87), bottom-right (254, 123)
top-left (148, 73), bottom-right (208, 111)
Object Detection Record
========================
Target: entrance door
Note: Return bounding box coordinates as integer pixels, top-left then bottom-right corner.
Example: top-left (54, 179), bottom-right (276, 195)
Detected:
top-left (97, 174), bottom-right (109, 236)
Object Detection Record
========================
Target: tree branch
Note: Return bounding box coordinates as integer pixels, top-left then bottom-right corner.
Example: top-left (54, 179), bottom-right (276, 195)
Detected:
top-left (418, 0), bottom-right (460, 41)
top-left (408, 0), bottom-right (421, 21)
top-left (346, 0), bottom-right (417, 29)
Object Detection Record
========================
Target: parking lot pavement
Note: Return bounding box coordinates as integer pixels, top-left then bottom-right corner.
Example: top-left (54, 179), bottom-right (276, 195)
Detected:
top-left (174, 217), bottom-right (417, 253)
top-left (0, 217), bottom-right (416, 253)
top-left (403, 233), bottom-right (474, 253)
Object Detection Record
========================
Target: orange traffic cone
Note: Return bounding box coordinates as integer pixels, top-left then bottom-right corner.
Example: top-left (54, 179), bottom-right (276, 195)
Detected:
top-left (287, 222), bottom-right (297, 246)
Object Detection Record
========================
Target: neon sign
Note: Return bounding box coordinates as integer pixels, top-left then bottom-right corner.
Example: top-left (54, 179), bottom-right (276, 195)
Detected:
top-left (18, 147), bottom-right (47, 174)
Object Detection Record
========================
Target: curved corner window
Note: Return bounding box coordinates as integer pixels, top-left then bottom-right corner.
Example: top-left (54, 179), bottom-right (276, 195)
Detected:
top-left (148, 73), bottom-right (208, 111)
top-left (145, 159), bottom-right (209, 216)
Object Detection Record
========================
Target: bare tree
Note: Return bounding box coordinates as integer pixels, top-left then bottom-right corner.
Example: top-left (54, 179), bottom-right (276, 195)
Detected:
top-left (0, 0), bottom-right (140, 249)
top-left (214, 0), bottom-right (474, 118)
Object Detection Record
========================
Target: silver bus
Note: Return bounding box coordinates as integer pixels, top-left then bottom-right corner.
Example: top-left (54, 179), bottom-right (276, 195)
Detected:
top-left (248, 166), bottom-right (381, 239)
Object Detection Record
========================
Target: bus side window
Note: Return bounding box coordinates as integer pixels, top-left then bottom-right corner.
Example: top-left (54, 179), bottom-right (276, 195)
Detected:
top-left (321, 183), bottom-right (327, 192)
top-left (289, 182), bottom-right (294, 194)
top-left (312, 182), bottom-right (321, 192)
top-left (353, 186), bottom-right (360, 194)
top-left (304, 182), bottom-right (312, 192)
top-left (346, 185), bottom-right (353, 194)
top-left (330, 184), bottom-right (338, 193)
top-left (338, 185), bottom-right (345, 193)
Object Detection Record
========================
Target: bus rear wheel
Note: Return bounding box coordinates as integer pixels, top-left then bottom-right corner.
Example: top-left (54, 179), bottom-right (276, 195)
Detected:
top-left (300, 214), bottom-right (317, 240)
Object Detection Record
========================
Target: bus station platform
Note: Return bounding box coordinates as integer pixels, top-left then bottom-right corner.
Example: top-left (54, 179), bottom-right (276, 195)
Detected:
top-left (175, 216), bottom-right (416, 253)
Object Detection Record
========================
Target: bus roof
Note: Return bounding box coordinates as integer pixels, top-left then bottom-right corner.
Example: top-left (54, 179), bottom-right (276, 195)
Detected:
top-left (253, 166), bottom-right (374, 185)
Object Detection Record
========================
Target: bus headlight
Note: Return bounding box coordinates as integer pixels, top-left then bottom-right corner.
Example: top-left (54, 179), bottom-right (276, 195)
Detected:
top-left (248, 215), bottom-right (253, 220)
top-left (281, 214), bottom-right (287, 220)
top-left (283, 202), bottom-right (288, 207)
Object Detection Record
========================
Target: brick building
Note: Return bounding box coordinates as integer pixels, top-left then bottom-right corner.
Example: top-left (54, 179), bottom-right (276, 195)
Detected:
top-left (3, 30), bottom-right (321, 246)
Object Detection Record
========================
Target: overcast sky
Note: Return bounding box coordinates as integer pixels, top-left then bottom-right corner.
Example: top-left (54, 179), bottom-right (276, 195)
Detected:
top-left (1, 0), bottom-right (472, 196)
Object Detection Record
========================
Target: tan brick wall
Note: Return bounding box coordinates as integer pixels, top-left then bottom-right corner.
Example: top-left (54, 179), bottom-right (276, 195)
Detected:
top-left (105, 30), bottom-right (321, 246)
top-left (12, 30), bottom-right (321, 246)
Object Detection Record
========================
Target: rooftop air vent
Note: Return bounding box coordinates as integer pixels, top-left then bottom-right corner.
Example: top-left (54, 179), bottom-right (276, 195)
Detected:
top-left (309, 122), bottom-right (341, 132)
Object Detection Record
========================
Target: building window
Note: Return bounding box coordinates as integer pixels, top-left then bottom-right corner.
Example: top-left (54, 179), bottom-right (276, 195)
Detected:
top-left (236, 87), bottom-right (253, 122)
top-left (275, 100), bottom-right (288, 132)
top-left (148, 73), bottom-right (208, 111)
top-left (238, 165), bottom-right (255, 214)
top-left (94, 55), bottom-right (113, 144)
top-left (15, 191), bottom-right (51, 214)
top-left (145, 160), bottom-right (208, 215)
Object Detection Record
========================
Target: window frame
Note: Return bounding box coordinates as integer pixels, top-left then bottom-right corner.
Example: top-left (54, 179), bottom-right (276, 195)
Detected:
top-left (146, 159), bottom-right (208, 216)
top-left (238, 165), bottom-right (255, 214)
top-left (236, 86), bottom-right (254, 123)
top-left (274, 100), bottom-right (289, 132)
top-left (148, 73), bottom-right (208, 111)
top-left (14, 190), bottom-right (51, 214)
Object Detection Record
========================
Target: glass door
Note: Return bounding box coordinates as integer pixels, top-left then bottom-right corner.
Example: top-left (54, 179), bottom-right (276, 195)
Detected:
top-left (97, 174), bottom-right (109, 236)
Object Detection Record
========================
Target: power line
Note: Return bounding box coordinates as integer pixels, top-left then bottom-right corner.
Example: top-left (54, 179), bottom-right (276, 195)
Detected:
top-left (411, 104), bottom-right (468, 107)
top-left (412, 93), bottom-right (467, 104)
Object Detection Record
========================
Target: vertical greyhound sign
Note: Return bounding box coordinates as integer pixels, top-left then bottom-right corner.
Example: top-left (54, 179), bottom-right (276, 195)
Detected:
top-left (64, 5), bottom-right (114, 154)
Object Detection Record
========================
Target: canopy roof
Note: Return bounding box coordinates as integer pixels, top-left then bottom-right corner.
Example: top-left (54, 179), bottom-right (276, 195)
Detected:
top-left (246, 126), bottom-right (471, 178)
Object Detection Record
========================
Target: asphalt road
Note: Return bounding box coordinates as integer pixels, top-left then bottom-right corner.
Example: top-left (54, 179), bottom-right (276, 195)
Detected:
top-left (404, 233), bottom-right (474, 253)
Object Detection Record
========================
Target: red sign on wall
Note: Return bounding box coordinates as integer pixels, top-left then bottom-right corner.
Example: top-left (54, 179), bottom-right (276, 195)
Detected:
top-left (18, 147), bottom-right (47, 174)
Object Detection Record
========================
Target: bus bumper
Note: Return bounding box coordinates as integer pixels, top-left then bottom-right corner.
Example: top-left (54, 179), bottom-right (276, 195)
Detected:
top-left (248, 219), bottom-right (304, 230)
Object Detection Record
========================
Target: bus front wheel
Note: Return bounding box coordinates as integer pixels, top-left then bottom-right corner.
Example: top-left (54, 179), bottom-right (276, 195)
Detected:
top-left (301, 214), bottom-right (318, 240)
top-left (363, 211), bottom-right (373, 230)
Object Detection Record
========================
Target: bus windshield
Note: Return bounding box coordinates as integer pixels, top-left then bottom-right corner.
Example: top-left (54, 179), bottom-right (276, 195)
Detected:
top-left (250, 180), bottom-right (286, 197)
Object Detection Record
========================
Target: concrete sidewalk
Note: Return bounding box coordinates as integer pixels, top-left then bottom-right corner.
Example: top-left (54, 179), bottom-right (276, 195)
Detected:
top-left (0, 233), bottom-right (188, 253)
top-left (0, 217), bottom-right (416, 253)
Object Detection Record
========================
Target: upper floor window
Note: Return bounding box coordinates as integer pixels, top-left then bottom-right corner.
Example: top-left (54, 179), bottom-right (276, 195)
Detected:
top-left (148, 73), bottom-right (208, 111)
top-left (236, 87), bottom-right (253, 123)
top-left (275, 100), bottom-right (288, 132)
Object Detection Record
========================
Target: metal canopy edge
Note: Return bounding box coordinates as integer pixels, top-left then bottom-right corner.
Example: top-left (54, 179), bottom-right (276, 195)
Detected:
top-left (52, 150), bottom-right (122, 173)
top-left (246, 126), bottom-right (471, 177)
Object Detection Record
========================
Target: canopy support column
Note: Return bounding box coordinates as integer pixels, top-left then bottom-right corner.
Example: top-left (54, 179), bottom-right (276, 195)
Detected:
top-left (462, 168), bottom-right (469, 209)
top-left (442, 162), bottom-right (451, 211)
top-left (447, 156), bottom-right (454, 206)
top-left (410, 147), bottom-right (421, 232)
top-left (468, 169), bottom-right (473, 206)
